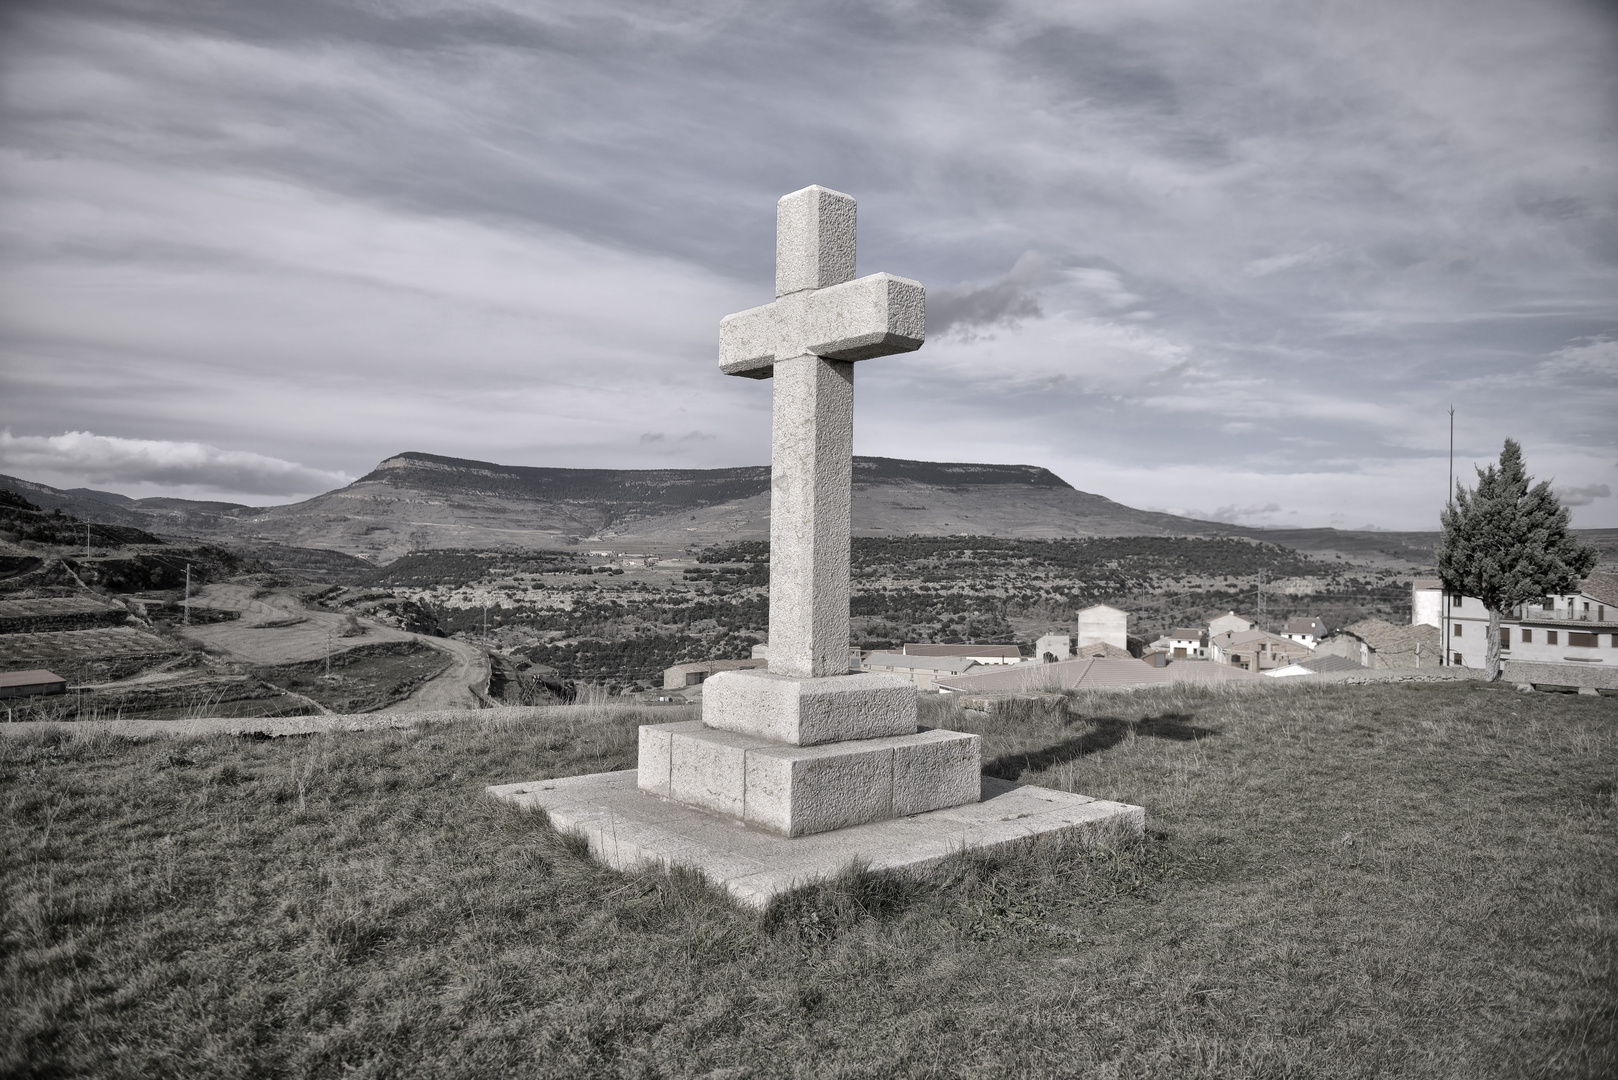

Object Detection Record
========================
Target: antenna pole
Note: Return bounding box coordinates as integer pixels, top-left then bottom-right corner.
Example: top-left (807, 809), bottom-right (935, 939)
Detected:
top-left (1443, 405), bottom-right (1455, 665)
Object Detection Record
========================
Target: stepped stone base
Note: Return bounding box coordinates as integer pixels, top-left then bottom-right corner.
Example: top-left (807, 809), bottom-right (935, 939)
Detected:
top-left (488, 771), bottom-right (1146, 909)
top-left (700, 667), bottom-right (918, 745)
top-left (638, 720), bottom-right (979, 837)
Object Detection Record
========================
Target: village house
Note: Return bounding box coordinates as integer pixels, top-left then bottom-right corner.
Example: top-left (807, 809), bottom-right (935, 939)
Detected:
top-left (1076, 604), bottom-right (1128, 651)
top-left (1208, 611), bottom-right (1257, 637)
top-left (935, 655), bottom-right (1262, 695)
top-left (1314, 618), bottom-right (1440, 670)
top-left (1074, 639), bottom-right (1134, 659)
top-left (1265, 653), bottom-right (1367, 678)
top-left (1155, 627), bottom-right (1208, 660)
top-left (1411, 572), bottom-right (1618, 673)
top-left (663, 657), bottom-right (768, 690)
top-left (861, 652), bottom-right (981, 691)
top-left (1281, 617), bottom-right (1328, 648)
top-left (1034, 633), bottom-right (1071, 663)
top-left (901, 643), bottom-right (1023, 666)
top-left (1209, 628), bottom-right (1312, 672)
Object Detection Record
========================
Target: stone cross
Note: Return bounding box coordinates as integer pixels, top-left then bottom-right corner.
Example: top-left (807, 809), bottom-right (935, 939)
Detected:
top-left (719, 186), bottom-right (924, 680)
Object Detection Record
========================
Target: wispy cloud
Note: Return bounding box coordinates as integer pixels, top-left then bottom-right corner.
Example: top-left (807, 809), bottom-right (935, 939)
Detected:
top-left (928, 252), bottom-right (1050, 338)
top-left (1205, 502), bottom-right (1284, 523)
top-left (1556, 483), bottom-right (1611, 507)
top-left (0, 431), bottom-right (350, 498)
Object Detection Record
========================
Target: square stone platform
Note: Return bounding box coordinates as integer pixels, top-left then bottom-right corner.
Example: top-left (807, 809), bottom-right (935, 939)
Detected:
top-left (487, 770), bottom-right (1146, 909)
top-left (639, 720), bottom-right (981, 836)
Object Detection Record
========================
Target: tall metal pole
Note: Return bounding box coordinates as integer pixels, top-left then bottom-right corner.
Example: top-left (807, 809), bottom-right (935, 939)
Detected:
top-left (1448, 406), bottom-right (1455, 510)
top-left (183, 563), bottom-right (191, 626)
top-left (1442, 406), bottom-right (1454, 665)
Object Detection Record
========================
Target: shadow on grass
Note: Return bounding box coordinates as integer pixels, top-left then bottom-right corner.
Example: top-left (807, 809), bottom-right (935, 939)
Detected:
top-left (763, 823), bottom-right (1156, 945)
top-left (982, 712), bottom-right (1217, 781)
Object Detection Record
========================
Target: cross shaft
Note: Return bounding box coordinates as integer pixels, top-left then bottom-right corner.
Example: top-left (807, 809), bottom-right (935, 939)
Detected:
top-left (719, 186), bottom-right (925, 679)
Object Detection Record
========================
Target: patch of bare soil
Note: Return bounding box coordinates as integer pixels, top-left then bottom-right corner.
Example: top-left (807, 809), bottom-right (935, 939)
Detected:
top-left (178, 582), bottom-right (415, 665)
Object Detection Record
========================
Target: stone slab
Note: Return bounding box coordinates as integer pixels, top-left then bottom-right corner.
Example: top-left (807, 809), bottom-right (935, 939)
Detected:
top-left (489, 770), bottom-right (1146, 910)
top-left (701, 667), bottom-right (917, 744)
top-left (638, 721), bottom-right (980, 837)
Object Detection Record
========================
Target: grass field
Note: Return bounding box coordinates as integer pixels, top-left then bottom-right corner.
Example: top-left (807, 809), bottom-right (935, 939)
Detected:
top-left (2, 681), bottom-right (1613, 1078)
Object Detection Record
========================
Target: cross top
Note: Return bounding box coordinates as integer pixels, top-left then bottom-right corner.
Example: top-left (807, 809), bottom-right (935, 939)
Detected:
top-left (718, 186), bottom-right (926, 679)
top-left (720, 185), bottom-right (924, 380)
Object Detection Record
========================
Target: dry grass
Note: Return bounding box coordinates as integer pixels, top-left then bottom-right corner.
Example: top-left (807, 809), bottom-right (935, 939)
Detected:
top-left (2, 682), bottom-right (1613, 1078)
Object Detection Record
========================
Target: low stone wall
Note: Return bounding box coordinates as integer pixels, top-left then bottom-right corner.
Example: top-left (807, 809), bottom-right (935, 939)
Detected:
top-left (1303, 666), bottom-right (1488, 686)
top-left (1502, 659), bottom-right (1618, 691)
top-left (0, 703), bottom-right (696, 740)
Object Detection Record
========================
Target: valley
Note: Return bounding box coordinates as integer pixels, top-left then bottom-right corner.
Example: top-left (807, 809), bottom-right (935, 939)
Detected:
top-left (6, 453), bottom-right (1611, 712)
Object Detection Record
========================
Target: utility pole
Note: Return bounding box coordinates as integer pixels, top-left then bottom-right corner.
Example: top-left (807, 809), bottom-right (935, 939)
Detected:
top-left (1257, 568), bottom-right (1266, 626)
top-left (1443, 406), bottom-right (1454, 665)
top-left (85, 523), bottom-right (91, 556)
top-left (482, 603), bottom-right (489, 649)
top-left (325, 627), bottom-right (332, 679)
top-left (183, 563), bottom-right (191, 626)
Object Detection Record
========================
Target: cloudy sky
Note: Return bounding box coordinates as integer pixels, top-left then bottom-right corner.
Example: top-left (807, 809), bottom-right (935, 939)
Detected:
top-left (2, 0), bottom-right (1615, 529)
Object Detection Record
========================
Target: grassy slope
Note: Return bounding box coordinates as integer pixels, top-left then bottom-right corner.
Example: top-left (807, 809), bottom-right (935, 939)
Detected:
top-left (1, 683), bottom-right (1613, 1079)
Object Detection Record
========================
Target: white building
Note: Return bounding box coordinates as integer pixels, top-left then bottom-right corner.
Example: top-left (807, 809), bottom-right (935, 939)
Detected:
top-left (1410, 572), bottom-right (1618, 671)
top-left (901, 643), bottom-right (1023, 666)
top-left (1034, 633), bottom-right (1071, 663)
top-left (1208, 611), bottom-right (1257, 637)
top-left (1077, 604), bottom-right (1128, 651)
top-left (1281, 617), bottom-right (1327, 648)
top-left (862, 652), bottom-right (981, 691)
top-left (1159, 627), bottom-right (1208, 660)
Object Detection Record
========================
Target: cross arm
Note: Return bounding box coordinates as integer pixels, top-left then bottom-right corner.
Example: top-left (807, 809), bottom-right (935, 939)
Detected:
top-left (719, 273), bottom-right (925, 379)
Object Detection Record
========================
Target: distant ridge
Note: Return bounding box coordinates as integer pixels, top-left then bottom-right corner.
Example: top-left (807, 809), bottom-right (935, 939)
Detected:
top-left (8, 453), bottom-right (1577, 567)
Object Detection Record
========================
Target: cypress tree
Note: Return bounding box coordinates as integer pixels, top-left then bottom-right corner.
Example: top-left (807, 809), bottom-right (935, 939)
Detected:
top-left (1436, 439), bottom-right (1597, 680)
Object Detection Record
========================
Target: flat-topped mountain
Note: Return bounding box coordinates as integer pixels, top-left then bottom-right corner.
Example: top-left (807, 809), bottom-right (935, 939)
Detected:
top-left (6, 452), bottom-right (1229, 562)
top-left (1, 452), bottom-right (1513, 566)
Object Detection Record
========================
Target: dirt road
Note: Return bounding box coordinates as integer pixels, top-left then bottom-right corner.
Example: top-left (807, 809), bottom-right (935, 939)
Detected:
top-left (383, 636), bottom-right (490, 712)
top-left (177, 583), bottom-right (490, 712)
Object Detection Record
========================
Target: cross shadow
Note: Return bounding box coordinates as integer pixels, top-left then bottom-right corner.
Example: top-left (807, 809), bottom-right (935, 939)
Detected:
top-left (981, 712), bottom-right (1217, 782)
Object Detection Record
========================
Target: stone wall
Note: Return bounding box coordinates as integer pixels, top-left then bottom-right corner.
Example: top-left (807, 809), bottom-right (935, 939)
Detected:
top-left (1502, 659), bottom-right (1618, 690)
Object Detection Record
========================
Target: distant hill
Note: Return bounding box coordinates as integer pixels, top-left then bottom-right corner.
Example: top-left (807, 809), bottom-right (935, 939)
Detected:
top-left (6, 453), bottom-right (1231, 561)
top-left (12, 452), bottom-right (1606, 567)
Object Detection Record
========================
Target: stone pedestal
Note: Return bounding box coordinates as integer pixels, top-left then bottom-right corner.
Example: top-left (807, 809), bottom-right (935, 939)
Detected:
top-left (637, 668), bottom-right (981, 837)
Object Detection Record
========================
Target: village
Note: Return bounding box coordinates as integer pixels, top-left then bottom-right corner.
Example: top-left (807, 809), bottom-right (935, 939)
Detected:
top-left (656, 570), bottom-right (1618, 702)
